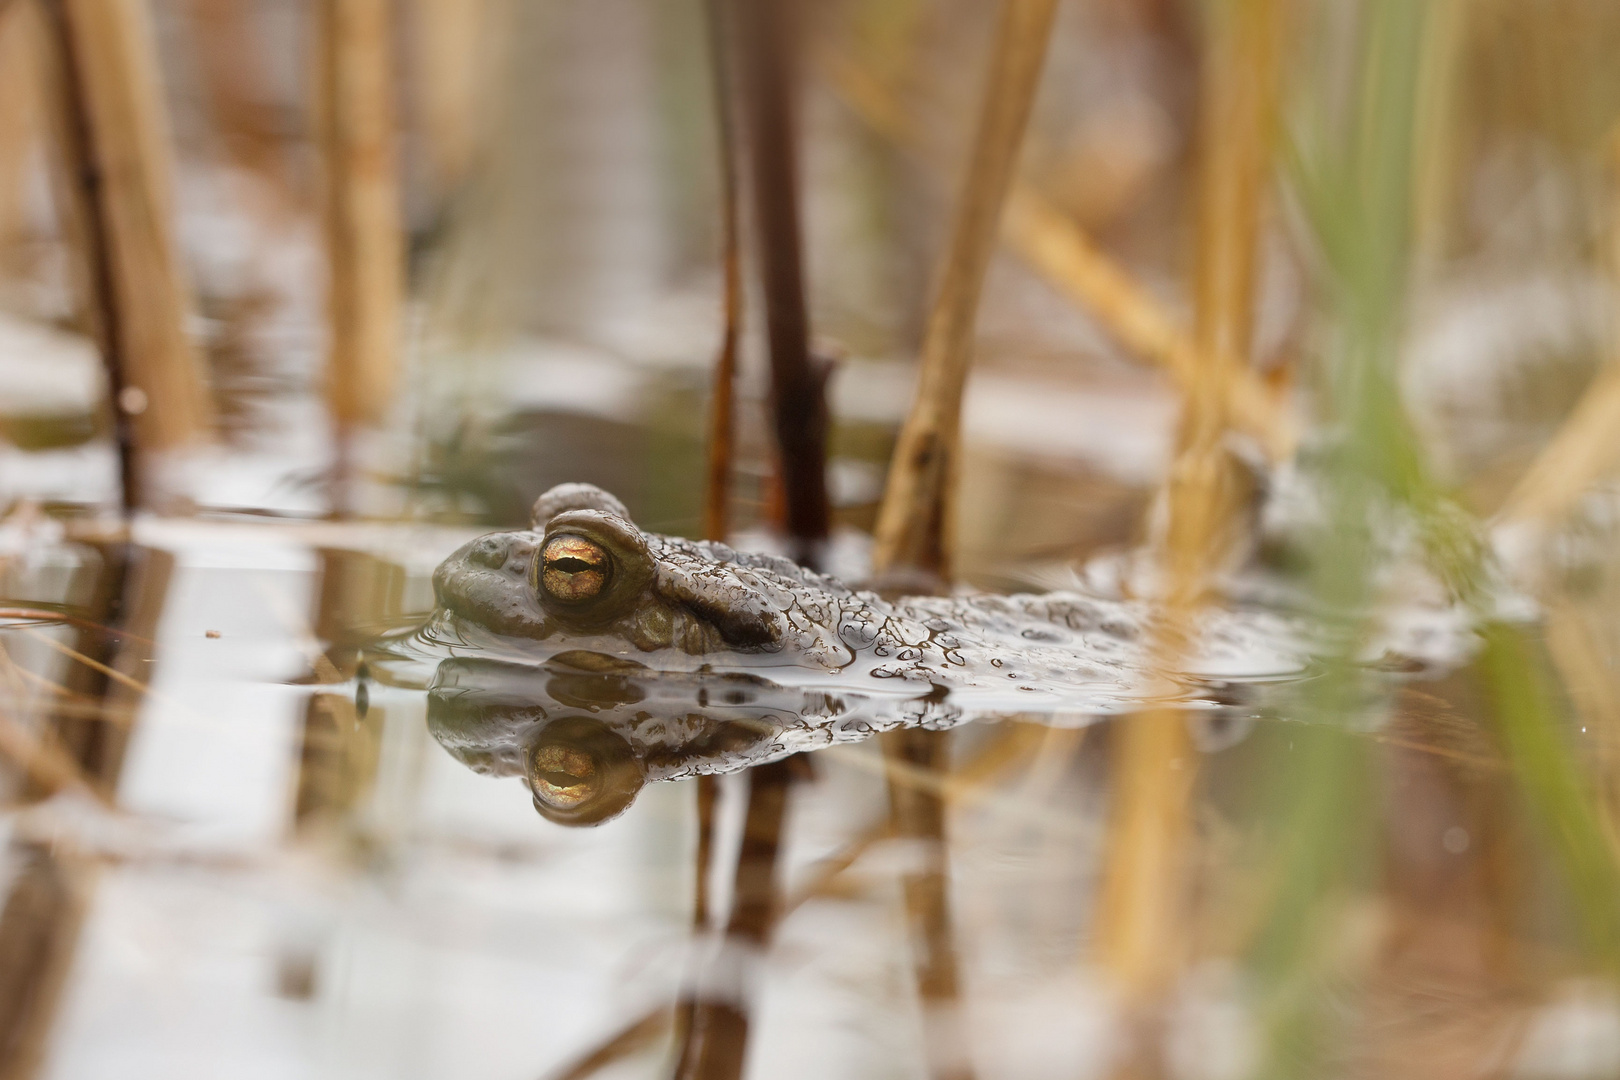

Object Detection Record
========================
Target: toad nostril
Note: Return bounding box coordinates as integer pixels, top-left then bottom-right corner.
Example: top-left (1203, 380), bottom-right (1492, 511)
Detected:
top-left (469, 537), bottom-right (507, 569)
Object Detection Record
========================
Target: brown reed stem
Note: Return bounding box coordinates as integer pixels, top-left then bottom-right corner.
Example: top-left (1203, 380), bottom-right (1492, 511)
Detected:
top-left (0, 707), bottom-right (106, 805)
top-left (1497, 361), bottom-right (1620, 531)
top-left (0, 842), bottom-right (94, 1080)
top-left (672, 6), bottom-right (750, 1073)
top-left (729, 0), bottom-right (829, 565)
top-left (1001, 188), bottom-right (1293, 459)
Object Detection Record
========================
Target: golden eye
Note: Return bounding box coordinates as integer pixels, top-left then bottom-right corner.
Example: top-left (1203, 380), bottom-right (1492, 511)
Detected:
top-left (529, 744), bottom-right (599, 810)
top-left (540, 535), bottom-right (609, 603)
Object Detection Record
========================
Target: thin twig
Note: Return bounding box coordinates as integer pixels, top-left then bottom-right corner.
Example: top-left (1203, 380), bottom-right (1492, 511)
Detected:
top-left (18, 627), bottom-right (155, 704)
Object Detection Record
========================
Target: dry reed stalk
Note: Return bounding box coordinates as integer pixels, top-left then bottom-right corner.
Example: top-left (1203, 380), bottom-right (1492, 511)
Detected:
top-left (1091, 0), bottom-right (1282, 1028)
top-left (57, 546), bottom-right (170, 797)
top-left (869, 0), bottom-right (1059, 581)
top-left (1497, 362), bottom-right (1620, 530)
top-left (1497, 134), bottom-right (1620, 531)
top-left (882, 730), bottom-right (974, 1080)
top-left (37, 0), bottom-right (211, 508)
top-left (316, 0), bottom-right (404, 481)
top-left (819, 47), bottom-right (1294, 462)
top-left (1016, 724), bottom-right (1086, 804)
top-left (672, 9), bottom-right (825, 1056)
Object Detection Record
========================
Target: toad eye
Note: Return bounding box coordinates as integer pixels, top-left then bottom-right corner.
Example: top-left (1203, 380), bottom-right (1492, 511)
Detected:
top-left (529, 744), bottom-right (598, 810)
top-left (540, 535), bottom-right (609, 603)
top-left (526, 718), bottom-right (645, 826)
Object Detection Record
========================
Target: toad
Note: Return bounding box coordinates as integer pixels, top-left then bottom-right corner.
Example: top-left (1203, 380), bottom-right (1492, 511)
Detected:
top-left (423, 483), bottom-right (1303, 825)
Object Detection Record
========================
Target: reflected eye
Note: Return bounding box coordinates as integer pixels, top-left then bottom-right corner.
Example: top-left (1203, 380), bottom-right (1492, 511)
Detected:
top-left (529, 745), bottom-right (598, 810)
top-left (526, 718), bottom-right (645, 826)
top-left (540, 535), bottom-right (609, 603)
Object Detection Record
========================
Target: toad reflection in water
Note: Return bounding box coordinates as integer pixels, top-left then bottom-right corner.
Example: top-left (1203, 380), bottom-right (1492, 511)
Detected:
top-left (419, 483), bottom-right (1308, 824)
